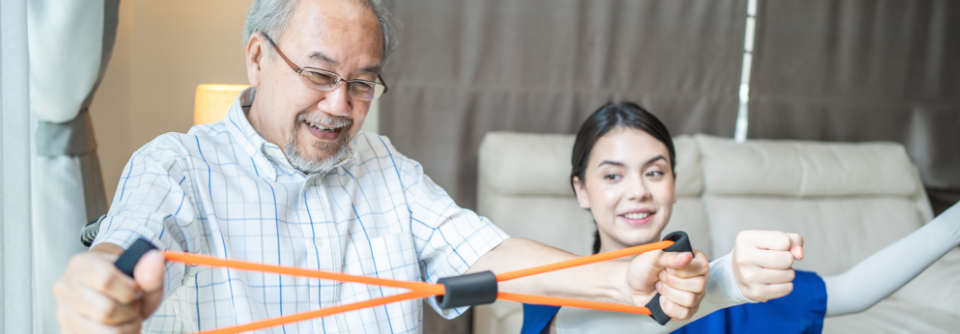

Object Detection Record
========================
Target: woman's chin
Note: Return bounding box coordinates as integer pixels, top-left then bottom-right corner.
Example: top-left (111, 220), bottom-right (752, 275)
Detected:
top-left (619, 224), bottom-right (667, 246)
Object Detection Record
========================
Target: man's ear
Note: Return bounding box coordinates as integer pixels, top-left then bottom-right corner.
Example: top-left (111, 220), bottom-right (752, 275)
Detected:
top-left (245, 33), bottom-right (266, 87)
top-left (573, 176), bottom-right (591, 209)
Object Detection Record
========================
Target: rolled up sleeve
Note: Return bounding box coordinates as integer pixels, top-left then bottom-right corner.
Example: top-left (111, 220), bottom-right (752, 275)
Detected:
top-left (92, 134), bottom-right (201, 299)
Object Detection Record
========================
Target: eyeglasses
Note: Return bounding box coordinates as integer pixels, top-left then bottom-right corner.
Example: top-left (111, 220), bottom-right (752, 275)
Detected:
top-left (262, 33), bottom-right (388, 101)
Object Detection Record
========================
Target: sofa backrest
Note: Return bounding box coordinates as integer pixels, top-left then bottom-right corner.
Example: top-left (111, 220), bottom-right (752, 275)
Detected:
top-left (478, 132), bottom-right (934, 270)
top-left (695, 134), bottom-right (934, 275)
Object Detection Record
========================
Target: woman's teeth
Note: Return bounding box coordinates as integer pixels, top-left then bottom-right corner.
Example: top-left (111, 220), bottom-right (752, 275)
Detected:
top-left (622, 212), bottom-right (651, 220)
top-left (305, 120), bottom-right (338, 133)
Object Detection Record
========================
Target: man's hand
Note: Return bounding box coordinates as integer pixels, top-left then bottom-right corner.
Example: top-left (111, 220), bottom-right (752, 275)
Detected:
top-left (54, 243), bottom-right (165, 334)
top-left (627, 249), bottom-right (710, 321)
top-left (731, 230), bottom-right (804, 302)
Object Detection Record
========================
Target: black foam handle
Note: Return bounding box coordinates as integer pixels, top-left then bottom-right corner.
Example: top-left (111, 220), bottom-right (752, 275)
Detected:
top-left (114, 238), bottom-right (157, 278)
top-left (645, 231), bottom-right (694, 325)
top-left (435, 270), bottom-right (498, 309)
top-left (662, 231), bottom-right (692, 253)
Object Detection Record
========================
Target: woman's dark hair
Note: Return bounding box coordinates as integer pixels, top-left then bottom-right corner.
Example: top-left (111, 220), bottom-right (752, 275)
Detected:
top-left (570, 102), bottom-right (676, 254)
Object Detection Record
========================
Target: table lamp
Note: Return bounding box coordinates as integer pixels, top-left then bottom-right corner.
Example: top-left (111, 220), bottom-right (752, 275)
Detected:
top-left (194, 84), bottom-right (250, 125)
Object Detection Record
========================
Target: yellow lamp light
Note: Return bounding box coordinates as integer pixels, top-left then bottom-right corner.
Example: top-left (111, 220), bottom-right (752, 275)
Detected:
top-left (194, 84), bottom-right (250, 125)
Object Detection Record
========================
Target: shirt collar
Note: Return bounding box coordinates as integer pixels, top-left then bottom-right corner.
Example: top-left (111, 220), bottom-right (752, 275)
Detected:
top-left (224, 87), bottom-right (357, 181)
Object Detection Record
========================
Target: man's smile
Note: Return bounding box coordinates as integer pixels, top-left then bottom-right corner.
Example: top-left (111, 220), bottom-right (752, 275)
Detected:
top-left (302, 118), bottom-right (346, 141)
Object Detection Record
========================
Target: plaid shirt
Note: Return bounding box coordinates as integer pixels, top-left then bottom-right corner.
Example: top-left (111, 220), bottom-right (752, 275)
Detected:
top-left (93, 88), bottom-right (509, 333)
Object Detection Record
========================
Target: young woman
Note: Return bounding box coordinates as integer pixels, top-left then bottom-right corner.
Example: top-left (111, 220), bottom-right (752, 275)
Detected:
top-left (520, 102), bottom-right (960, 334)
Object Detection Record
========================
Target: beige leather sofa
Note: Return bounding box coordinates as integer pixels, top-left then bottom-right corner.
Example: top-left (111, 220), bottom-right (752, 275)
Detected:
top-left (473, 132), bottom-right (960, 334)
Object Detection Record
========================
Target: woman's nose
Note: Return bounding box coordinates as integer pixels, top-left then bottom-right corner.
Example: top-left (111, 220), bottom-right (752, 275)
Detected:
top-left (625, 175), bottom-right (651, 201)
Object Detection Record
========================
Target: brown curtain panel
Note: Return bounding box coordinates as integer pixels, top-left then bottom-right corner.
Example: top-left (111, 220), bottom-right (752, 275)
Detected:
top-left (381, 0), bottom-right (747, 332)
top-left (383, 0), bottom-right (747, 209)
top-left (748, 0), bottom-right (960, 214)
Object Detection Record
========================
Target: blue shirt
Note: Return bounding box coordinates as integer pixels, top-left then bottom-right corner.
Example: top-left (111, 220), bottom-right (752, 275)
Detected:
top-left (521, 270), bottom-right (827, 334)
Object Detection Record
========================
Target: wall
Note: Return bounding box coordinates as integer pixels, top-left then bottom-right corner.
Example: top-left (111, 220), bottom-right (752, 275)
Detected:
top-left (90, 0), bottom-right (252, 202)
top-left (90, 0), bottom-right (379, 203)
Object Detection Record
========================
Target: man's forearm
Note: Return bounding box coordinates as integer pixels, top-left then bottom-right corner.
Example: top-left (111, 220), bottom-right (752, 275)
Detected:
top-left (467, 238), bottom-right (635, 305)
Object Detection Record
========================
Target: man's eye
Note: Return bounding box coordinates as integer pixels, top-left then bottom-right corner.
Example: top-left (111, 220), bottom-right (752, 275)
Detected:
top-left (351, 81), bottom-right (373, 93)
top-left (308, 72), bottom-right (336, 86)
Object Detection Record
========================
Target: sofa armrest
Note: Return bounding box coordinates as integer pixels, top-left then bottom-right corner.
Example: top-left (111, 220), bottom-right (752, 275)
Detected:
top-left (892, 247), bottom-right (960, 315)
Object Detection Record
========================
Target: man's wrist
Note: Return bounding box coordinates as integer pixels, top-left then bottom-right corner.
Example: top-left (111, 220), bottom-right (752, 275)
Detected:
top-left (91, 242), bottom-right (125, 259)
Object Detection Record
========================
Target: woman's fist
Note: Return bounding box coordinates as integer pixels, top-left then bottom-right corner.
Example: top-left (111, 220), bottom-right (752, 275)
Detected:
top-left (731, 230), bottom-right (804, 302)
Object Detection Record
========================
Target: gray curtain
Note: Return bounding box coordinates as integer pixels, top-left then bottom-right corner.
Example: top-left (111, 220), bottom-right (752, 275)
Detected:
top-left (28, 0), bottom-right (119, 331)
top-left (747, 0), bottom-right (960, 214)
top-left (381, 0), bottom-right (748, 332)
top-left (1, 0), bottom-right (35, 332)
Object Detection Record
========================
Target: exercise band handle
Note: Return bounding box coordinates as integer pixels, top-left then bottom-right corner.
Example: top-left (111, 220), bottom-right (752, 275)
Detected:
top-left (436, 271), bottom-right (498, 309)
top-left (646, 231), bottom-right (693, 325)
top-left (114, 238), bottom-right (157, 278)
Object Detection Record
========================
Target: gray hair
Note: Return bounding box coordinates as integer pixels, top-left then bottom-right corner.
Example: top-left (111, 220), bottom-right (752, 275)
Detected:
top-left (243, 0), bottom-right (400, 66)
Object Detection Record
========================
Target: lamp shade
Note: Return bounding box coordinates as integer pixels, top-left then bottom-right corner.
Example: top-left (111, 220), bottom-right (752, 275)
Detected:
top-left (194, 84), bottom-right (250, 125)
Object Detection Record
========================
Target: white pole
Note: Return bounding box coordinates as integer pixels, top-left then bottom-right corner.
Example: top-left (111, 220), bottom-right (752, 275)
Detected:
top-left (735, 0), bottom-right (758, 143)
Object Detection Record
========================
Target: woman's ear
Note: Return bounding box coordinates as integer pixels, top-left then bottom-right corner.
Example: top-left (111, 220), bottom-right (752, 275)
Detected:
top-left (245, 33), bottom-right (266, 87)
top-left (573, 176), bottom-right (591, 209)
top-left (672, 170), bottom-right (679, 204)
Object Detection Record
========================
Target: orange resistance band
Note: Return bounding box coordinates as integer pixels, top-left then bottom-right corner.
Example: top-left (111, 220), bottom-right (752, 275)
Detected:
top-left (161, 239), bottom-right (675, 334)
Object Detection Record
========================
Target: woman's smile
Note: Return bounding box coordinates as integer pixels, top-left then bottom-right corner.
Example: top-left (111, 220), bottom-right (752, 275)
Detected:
top-left (618, 208), bottom-right (656, 226)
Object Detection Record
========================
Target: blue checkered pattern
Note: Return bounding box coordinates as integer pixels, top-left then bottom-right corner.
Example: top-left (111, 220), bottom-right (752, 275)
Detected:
top-left (92, 88), bottom-right (509, 334)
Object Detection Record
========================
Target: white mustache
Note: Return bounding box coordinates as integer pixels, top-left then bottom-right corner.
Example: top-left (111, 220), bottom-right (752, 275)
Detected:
top-left (297, 113), bottom-right (353, 129)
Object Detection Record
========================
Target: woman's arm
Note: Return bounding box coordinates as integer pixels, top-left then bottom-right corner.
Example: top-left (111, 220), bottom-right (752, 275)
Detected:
top-left (553, 231), bottom-right (802, 334)
top-left (823, 202), bottom-right (960, 316)
top-left (553, 253), bottom-right (751, 334)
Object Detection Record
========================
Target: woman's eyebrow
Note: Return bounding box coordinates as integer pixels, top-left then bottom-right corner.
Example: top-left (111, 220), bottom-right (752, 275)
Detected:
top-left (642, 155), bottom-right (667, 167)
top-left (597, 160), bottom-right (625, 168)
top-left (597, 155), bottom-right (666, 168)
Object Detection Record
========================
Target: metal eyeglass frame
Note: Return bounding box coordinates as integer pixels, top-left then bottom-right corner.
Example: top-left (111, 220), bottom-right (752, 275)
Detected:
top-left (261, 33), bottom-right (388, 101)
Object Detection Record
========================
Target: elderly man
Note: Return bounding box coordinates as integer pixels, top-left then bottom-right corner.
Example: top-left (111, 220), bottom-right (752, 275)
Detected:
top-left (52, 0), bottom-right (710, 333)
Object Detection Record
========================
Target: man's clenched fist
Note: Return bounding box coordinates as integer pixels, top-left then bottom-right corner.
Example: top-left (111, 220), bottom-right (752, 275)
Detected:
top-left (54, 243), bottom-right (165, 334)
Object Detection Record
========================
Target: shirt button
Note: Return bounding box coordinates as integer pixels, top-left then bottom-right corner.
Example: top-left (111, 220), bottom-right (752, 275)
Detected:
top-left (314, 237), bottom-right (324, 247)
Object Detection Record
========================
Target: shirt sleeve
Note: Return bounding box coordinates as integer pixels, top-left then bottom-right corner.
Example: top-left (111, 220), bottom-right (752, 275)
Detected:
top-left (91, 133), bottom-right (201, 300)
top-left (385, 138), bottom-right (510, 319)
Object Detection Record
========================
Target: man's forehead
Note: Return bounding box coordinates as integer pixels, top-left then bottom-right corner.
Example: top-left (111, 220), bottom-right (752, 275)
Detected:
top-left (306, 50), bottom-right (381, 74)
top-left (284, 0), bottom-right (384, 70)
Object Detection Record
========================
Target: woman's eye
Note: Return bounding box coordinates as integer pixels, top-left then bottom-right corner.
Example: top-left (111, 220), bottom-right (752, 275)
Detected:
top-left (604, 174), bottom-right (620, 181)
top-left (646, 170), bottom-right (664, 177)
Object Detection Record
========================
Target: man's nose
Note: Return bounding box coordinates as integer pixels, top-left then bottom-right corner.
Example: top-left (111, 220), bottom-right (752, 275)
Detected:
top-left (317, 83), bottom-right (351, 116)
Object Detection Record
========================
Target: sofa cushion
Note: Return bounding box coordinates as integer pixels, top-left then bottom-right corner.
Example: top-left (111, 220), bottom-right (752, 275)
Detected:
top-left (704, 195), bottom-right (924, 275)
top-left (478, 191), bottom-right (596, 256)
top-left (891, 247), bottom-right (960, 315)
top-left (696, 134), bottom-right (917, 197)
top-left (480, 132), bottom-right (575, 197)
top-left (823, 297), bottom-right (960, 334)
